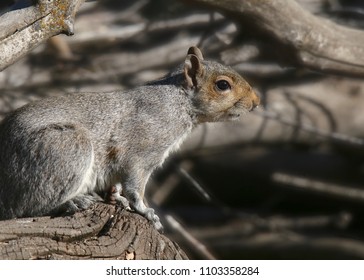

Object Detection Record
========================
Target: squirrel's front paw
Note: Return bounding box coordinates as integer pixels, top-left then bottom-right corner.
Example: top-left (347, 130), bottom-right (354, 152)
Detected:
top-left (115, 196), bottom-right (131, 210)
top-left (144, 208), bottom-right (163, 231)
top-left (110, 192), bottom-right (131, 210)
top-left (107, 184), bottom-right (131, 210)
top-left (125, 192), bottom-right (163, 231)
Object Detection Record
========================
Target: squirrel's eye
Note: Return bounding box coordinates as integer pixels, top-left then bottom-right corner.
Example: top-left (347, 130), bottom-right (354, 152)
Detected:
top-left (215, 80), bottom-right (231, 91)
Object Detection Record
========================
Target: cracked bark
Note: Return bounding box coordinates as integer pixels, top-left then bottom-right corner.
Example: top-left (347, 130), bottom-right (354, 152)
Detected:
top-left (0, 0), bottom-right (85, 71)
top-left (0, 203), bottom-right (188, 260)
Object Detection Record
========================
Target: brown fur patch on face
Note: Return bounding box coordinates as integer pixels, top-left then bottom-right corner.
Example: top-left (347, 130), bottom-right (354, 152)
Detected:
top-left (192, 61), bottom-right (260, 122)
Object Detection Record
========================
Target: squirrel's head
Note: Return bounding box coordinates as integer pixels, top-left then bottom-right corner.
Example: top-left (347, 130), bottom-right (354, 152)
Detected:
top-left (183, 46), bottom-right (260, 123)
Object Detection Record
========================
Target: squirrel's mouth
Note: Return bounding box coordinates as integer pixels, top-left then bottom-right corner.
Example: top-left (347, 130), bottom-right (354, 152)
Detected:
top-left (226, 98), bottom-right (250, 119)
top-left (228, 113), bottom-right (241, 118)
top-left (223, 112), bottom-right (243, 121)
top-left (212, 98), bottom-right (250, 121)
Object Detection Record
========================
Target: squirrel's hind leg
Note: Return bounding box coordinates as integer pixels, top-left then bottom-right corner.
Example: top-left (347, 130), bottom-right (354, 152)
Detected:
top-left (14, 122), bottom-right (97, 218)
top-left (49, 192), bottom-right (102, 216)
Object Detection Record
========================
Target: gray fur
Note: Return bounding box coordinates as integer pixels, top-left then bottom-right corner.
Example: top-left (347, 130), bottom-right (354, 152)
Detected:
top-left (0, 47), bottom-right (259, 230)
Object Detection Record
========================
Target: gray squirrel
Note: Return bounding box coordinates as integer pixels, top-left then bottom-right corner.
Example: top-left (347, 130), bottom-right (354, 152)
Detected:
top-left (0, 46), bottom-right (259, 230)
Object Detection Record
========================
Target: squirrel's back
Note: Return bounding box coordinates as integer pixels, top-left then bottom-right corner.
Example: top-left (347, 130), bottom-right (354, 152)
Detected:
top-left (0, 82), bottom-right (194, 219)
top-left (0, 46), bottom-right (259, 230)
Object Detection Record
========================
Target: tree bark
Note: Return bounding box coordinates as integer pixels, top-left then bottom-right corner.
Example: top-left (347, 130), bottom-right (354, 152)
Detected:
top-left (0, 0), bottom-right (85, 71)
top-left (0, 203), bottom-right (188, 260)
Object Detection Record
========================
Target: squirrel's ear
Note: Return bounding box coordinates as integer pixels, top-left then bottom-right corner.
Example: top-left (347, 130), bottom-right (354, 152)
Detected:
top-left (184, 54), bottom-right (204, 89)
top-left (187, 46), bottom-right (204, 61)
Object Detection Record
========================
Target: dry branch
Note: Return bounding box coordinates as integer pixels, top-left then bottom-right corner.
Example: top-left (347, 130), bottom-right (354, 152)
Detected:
top-left (186, 214), bottom-right (364, 259)
top-left (0, 0), bottom-right (85, 71)
top-left (273, 172), bottom-right (364, 202)
top-left (205, 231), bottom-right (364, 259)
top-left (165, 215), bottom-right (216, 260)
top-left (182, 0), bottom-right (364, 77)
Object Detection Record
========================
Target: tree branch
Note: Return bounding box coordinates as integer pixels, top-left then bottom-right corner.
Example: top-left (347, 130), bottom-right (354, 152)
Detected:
top-left (0, 0), bottom-right (85, 71)
top-left (182, 0), bottom-right (364, 77)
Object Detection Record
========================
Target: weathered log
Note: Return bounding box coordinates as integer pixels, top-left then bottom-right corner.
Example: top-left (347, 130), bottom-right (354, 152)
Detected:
top-left (0, 203), bottom-right (188, 260)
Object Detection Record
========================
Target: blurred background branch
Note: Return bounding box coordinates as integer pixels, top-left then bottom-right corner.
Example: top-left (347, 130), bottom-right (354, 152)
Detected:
top-left (183, 0), bottom-right (364, 77)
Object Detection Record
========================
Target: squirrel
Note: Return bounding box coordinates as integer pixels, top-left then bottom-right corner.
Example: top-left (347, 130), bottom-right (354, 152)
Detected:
top-left (0, 46), bottom-right (259, 230)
